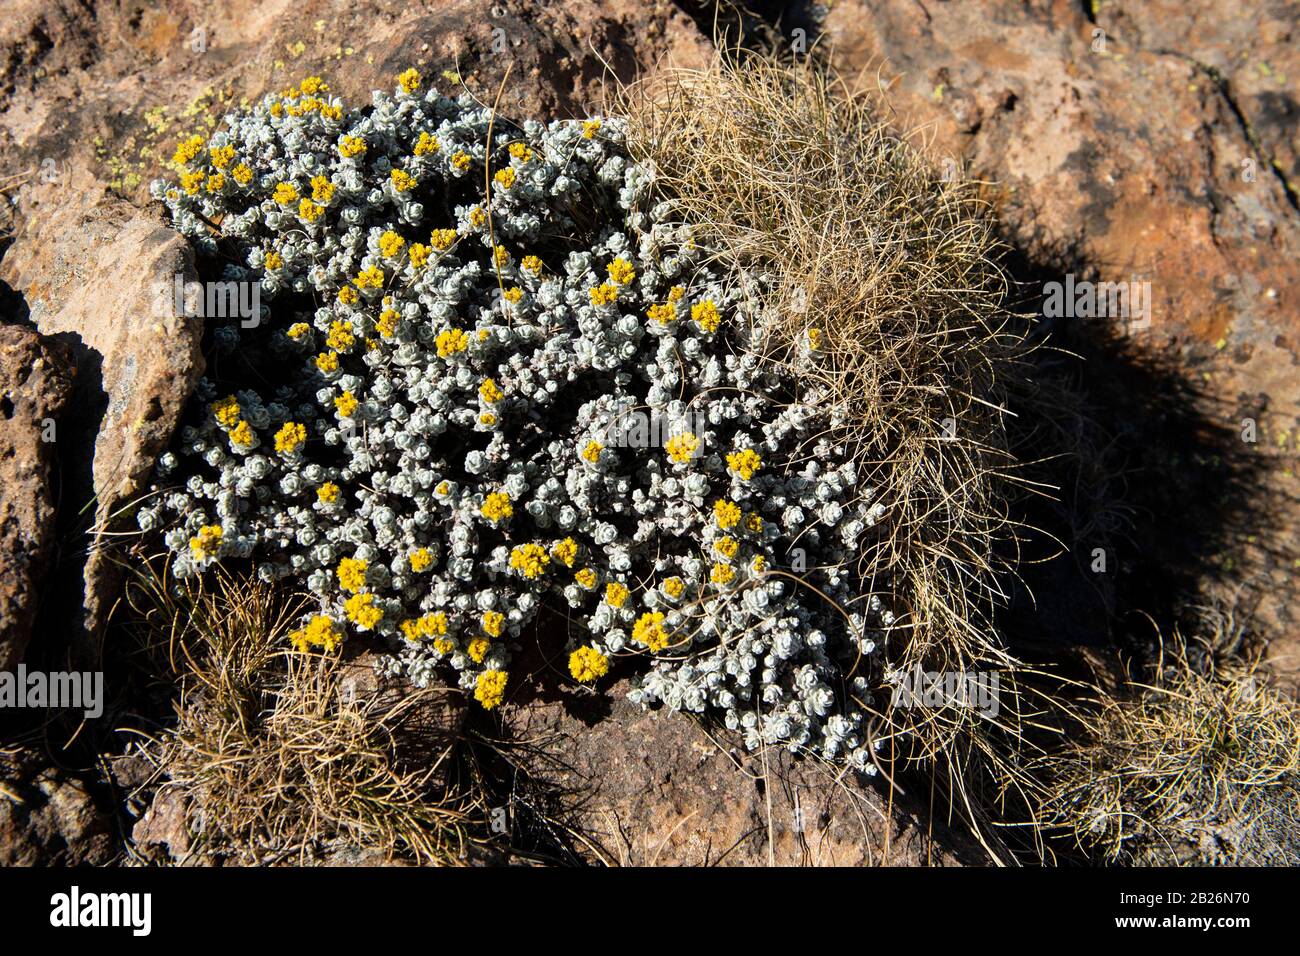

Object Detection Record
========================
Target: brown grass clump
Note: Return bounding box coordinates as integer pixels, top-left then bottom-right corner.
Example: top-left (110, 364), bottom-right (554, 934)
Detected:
top-left (121, 557), bottom-right (482, 865)
top-left (620, 57), bottom-right (1034, 779)
top-left (1033, 614), bottom-right (1300, 865)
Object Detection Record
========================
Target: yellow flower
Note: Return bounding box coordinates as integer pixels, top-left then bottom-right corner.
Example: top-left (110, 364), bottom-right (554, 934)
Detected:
top-left (479, 378), bottom-right (504, 403)
top-left (205, 173), bottom-right (226, 193)
top-left (316, 351), bottom-right (340, 372)
top-left (272, 181), bottom-right (299, 205)
top-left (274, 421), bottom-right (307, 454)
top-left (337, 286), bottom-right (359, 306)
top-left (711, 562), bottom-right (736, 585)
top-left (337, 557), bottom-right (368, 593)
top-left (339, 135), bottom-right (366, 158)
top-left (391, 168), bottom-right (416, 191)
top-left (478, 412), bottom-right (495, 426)
top-left (482, 611), bottom-right (505, 638)
top-left (211, 395), bottom-right (241, 428)
top-left (667, 285), bottom-right (685, 302)
top-left (665, 432), bottom-right (699, 463)
top-left (376, 308), bottom-right (400, 337)
top-left (450, 151), bottom-right (472, 172)
top-left (474, 670), bottom-right (508, 709)
top-left (662, 576), bottom-right (685, 599)
top-left (607, 258), bottom-right (635, 285)
top-left (288, 614), bottom-right (342, 653)
top-left (408, 243), bottom-right (430, 268)
top-left (467, 637), bottom-right (490, 663)
top-left (344, 592), bottom-right (383, 629)
top-left (353, 265), bottom-right (385, 289)
top-left (418, 611), bottom-right (448, 636)
top-left (493, 167), bottom-right (516, 189)
top-left (808, 327), bottom-right (823, 350)
top-left (582, 119), bottom-right (601, 138)
top-left (745, 512), bottom-right (764, 533)
top-left (493, 245), bottom-right (509, 268)
top-left (172, 135), bottom-right (205, 166)
top-left (433, 637), bottom-right (454, 655)
top-left (209, 144), bottom-right (236, 169)
top-left (508, 142), bottom-right (533, 161)
top-left (379, 230), bottom-right (405, 258)
top-left (409, 548), bottom-right (432, 572)
top-left (310, 174), bottom-right (335, 202)
top-left (605, 582), bottom-right (629, 608)
top-left (180, 170), bottom-right (204, 195)
top-left (430, 228), bottom-right (457, 251)
top-left (521, 255), bottom-right (543, 274)
top-left (334, 390), bottom-right (359, 417)
top-left (646, 302), bottom-right (676, 324)
top-left (691, 299), bottom-right (721, 333)
top-left (397, 67), bottom-right (421, 94)
top-left (414, 132), bottom-right (441, 156)
top-left (229, 420), bottom-right (254, 448)
top-left (550, 537), bottom-right (578, 567)
top-left (502, 286), bottom-right (523, 303)
top-left (509, 543), bottom-right (549, 579)
top-left (569, 647), bottom-right (609, 683)
top-left (468, 206), bottom-right (487, 227)
top-left (293, 197), bottom-right (322, 221)
top-left (287, 322), bottom-right (310, 339)
top-left (481, 491), bottom-right (513, 523)
top-left (435, 328), bottom-right (469, 357)
top-left (725, 448), bottom-right (762, 480)
top-left (188, 524), bottom-right (223, 561)
top-left (317, 482), bottom-right (340, 504)
top-left (264, 250), bottom-right (284, 270)
top-left (752, 555), bottom-right (767, 573)
top-left (575, 567), bottom-right (597, 589)
top-left (714, 536), bottom-right (739, 559)
top-left (713, 499), bottom-right (741, 529)
top-left (632, 612), bottom-right (670, 652)
top-left (231, 163), bottom-right (254, 185)
top-left (299, 75), bottom-right (328, 95)
top-left (581, 440), bottom-right (602, 463)
top-left (326, 320), bottom-right (356, 351)
top-left (588, 283), bottom-right (618, 306)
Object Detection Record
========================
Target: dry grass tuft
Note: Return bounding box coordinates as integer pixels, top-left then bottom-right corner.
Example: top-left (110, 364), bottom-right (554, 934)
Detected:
top-left (1033, 612), bottom-right (1300, 865)
top-left (121, 556), bottom-right (482, 865)
top-left (620, 56), bottom-right (1036, 791)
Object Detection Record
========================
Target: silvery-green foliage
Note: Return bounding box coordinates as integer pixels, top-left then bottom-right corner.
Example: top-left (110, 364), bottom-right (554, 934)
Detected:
top-left (144, 73), bottom-right (890, 769)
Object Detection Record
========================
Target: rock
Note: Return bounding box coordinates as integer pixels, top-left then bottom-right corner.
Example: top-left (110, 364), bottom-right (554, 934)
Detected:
top-left (0, 321), bottom-right (73, 669)
top-left (0, 754), bottom-right (116, 865)
top-left (503, 680), bottom-right (971, 866)
top-left (0, 182), bottom-right (203, 662)
top-left (131, 787), bottom-right (192, 862)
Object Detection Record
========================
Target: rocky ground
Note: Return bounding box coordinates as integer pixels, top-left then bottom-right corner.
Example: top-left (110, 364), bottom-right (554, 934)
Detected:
top-left (1, 0), bottom-right (1297, 865)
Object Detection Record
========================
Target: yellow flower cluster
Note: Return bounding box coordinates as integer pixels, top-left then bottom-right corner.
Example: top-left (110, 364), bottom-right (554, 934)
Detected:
top-left (399, 611), bottom-right (447, 641)
top-left (550, 537), bottom-right (578, 567)
top-left (334, 391), bottom-right (359, 417)
top-left (646, 302), bottom-right (676, 324)
top-left (430, 228), bottom-right (457, 251)
top-left (494, 167), bottom-right (516, 189)
top-left (607, 258), bottom-right (636, 285)
top-left (713, 499), bottom-right (741, 529)
top-left (409, 548), bottom-right (433, 572)
top-left (344, 592), bottom-right (383, 629)
top-left (436, 328), bottom-right (469, 357)
top-left (479, 378), bottom-right (504, 403)
top-left (397, 68), bottom-right (421, 94)
top-left (662, 576), bottom-right (685, 599)
top-left (581, 440), bottom-right (603, 463)
top-left (665, 432), bottom-right (699, 463)
top-left (632, 611), bottom-right (670, 652)
top-left (569, 646), bottom-right (609, 683)
top-left (509, 543), bottom-right (549, 579)
top-left (336, 557), bottom-right (368, 593)
top-left (414, 132), bottom-right (440, 156)
top-left (725, 448), bottom-right (762, 480)
top-left (521, 255), bottom-right (543, 274)
top-left (379, 230), bottom-right (406, 257)
top-left (691, 300), bottom-right (721, 333)
top-left (481, 491), bottom-right (513, 523)
top-left (317, 481), bottom-right (340, 503)
top-left (575, 568), bottom-right (597, 589)
top-left (211, 395), bottom-right (241, 427)
top-left (274, 421), bottom-right (307, 453)
top-left (339, 135), bottom-right (366, 158)
top-left (189, 524), bottom-right (223, 561)
top-left (605, 582), bottom-right (630, 607)
top-left (482, 611), bottom-right (505, 637)
top-left (475, 670), bottom-right (508, 709)
top-left (289, 614), bottom-right (343, 653)
top-left (588, 283), bottom-right (618, 306)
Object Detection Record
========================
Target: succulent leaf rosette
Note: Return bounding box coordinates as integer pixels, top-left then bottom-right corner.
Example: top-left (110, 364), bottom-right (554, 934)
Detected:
top-left (142, 70), bottom-right (893, 769)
